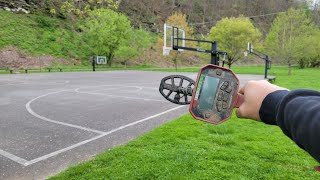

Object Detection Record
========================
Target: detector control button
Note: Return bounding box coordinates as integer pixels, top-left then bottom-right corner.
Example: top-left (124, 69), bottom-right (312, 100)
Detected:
top-left (225, 86), bottom-right (232, 93)
top-left (223, 93), bottom-right (229, 102)
top-left (217, 101), bottom-right (222, 112)
top-left (217, 91), bottom-right (223, 101)
top-left (220, 81), bottom-right (230, 90)
top-left (223, 102), bottom-right (228, 109)
top-left (216, 70), bottom-right (222, 76)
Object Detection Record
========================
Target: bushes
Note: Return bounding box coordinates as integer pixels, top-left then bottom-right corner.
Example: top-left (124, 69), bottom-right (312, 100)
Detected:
top-left (0, 10), bottom-right (157, 66)
top-left (35, 16), bottom-right (55, 29)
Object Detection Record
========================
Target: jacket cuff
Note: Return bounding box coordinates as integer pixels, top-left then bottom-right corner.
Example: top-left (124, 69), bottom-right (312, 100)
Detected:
top-left (259, 90), bottom-right (289, 125)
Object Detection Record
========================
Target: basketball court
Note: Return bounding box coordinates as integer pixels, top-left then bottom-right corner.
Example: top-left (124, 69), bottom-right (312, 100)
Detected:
top-left (0, 71), bottom-right (264, 179)
top-left (0, 23), bottom-right (267, 179)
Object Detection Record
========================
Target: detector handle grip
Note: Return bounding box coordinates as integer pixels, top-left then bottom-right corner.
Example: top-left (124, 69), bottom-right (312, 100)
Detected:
top-left (234, 94), bottom-right (244, 108)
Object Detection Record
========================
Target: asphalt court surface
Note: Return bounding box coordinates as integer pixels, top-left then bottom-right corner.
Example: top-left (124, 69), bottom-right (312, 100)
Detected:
top-left (0, 71), bottom-right (264, 179)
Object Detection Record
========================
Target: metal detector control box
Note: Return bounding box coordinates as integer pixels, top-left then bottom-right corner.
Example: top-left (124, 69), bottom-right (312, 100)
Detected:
top-left (190, 65), bottom-right (240, 124)
top-left (159, 65), bottom-right (242, 124)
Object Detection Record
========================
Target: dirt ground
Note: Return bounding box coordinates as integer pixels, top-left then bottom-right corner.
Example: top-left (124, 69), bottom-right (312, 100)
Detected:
top-left (0, 47), bottom-right (78, 69)
top-left (0, 46), bottom-right (263, 69)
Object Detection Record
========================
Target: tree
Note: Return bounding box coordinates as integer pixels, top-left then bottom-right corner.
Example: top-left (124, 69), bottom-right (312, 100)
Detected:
top-left (166, 12), bottom-right (194, 45)
top-left (82, 8), bottom-right (131, 67)
top-left (48, 0), bottom-right (118, 19)
top-left (118, 0), bottom-right (299, 34)
top-left (115, 29), bottom-right (154, 67)
top-left (208, 16), bottom-right (262, 68)
top-left (292, 29), bottom-right (320, 68)
top-left (265, 8), bottom-right (316, 75)
top-left (311, 1), bottom-right (320, 26)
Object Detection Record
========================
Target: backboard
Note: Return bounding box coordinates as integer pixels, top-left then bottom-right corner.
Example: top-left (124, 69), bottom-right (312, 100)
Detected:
top-left (96, 56), bottom-right (107, 65)
top-left (163, 24), bottom-right (185, 56)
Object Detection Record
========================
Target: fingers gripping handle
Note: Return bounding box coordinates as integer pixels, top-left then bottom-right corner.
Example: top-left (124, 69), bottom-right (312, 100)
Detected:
top-left (234, 94), bottom-right (244, 108)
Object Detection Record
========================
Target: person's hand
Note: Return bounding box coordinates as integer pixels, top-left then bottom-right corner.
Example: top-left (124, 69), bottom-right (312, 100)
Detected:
top-left (236, 80), bottom-right (288, 121)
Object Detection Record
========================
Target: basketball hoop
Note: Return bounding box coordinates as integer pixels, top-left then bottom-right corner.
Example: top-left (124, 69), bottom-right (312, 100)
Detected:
top-left (222, 53), bottom-right (226, 60)
top-left (163, 24), bottom-right (185, 56)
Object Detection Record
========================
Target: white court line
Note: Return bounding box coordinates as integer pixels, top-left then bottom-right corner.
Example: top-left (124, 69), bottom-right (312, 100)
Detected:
top-left (74, 84), bottom-right (153, 92)
top-left (24, 134), bottom-right (106, 166)
top-left (0, 81), bottom-right (69, 86)
top-left (0, 82), bottom-right (30, 86)
top-left (89, 86), bottom-right (143, 93)
top-left (76, 91), bottom-right (167, 102)
top-left (99, 106), bottom-right (185, 135)
top-left (138, 86), bottom-right (158, 90)
top-left (4, 88), bottom-right (185, 166)
top-left (0, 77), bottom-right (70, 86)
top-left (26, 90), bottom-right (105, 134)
top-left (74, 84), bottom-right (163, 102)
top-left (0, 149), bottom-right (28, 165)
top-left (89, 87), bottom-right (121, 92)
top-left (22, 105), bottom-right (185, 166)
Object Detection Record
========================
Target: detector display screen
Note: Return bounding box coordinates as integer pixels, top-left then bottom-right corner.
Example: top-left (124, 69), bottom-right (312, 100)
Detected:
top-left (197, 76), bottom-right (219, 111)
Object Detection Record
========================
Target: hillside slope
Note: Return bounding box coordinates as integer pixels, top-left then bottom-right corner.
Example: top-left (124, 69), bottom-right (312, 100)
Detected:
top-left (0, 11), bottom-right (88, 67)
top-left (0, 11), bottom-right (203, 69)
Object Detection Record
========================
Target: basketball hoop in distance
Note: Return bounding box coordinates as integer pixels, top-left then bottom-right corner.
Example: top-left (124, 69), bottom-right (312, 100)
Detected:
top-left (222, 53), bottom-right (227, 61)
top-left (244, 51), bottom-right (248, 57)
top-left (163, 23), bottom-right (185, 56)
top-left (163, 47), bottom-right (171, 56)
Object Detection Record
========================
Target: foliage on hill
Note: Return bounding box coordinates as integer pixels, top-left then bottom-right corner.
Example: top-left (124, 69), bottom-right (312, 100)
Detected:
top-left (0, 9), bottom-right (156, 66)
top-left (0, 10), bottom-right (88, 61)
top-left (118, 0), bottom-right (308, 35)
top-left (81, 8), bottom-right (131, 66)
top-left (265, 8), bottom-right (320, 74)
top-left (208, 17), bottom-right (262, 68)
top-left (0, 0), bottom-right (319, 68)
top-left (3, 0), bottom-right (314, 35)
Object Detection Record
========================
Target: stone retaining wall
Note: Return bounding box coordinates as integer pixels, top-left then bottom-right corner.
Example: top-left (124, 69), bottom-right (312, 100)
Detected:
top-left (0, 0), bottom-right (37, 14)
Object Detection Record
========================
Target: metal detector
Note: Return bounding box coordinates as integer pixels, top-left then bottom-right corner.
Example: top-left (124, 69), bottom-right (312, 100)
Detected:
top-left (159, 24), bottom-right (243, 124)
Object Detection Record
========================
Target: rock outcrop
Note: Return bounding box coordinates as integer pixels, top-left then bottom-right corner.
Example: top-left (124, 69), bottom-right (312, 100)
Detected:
top-left (0, 47), bottom-right (77, 68)
top-left (0, 0), bottom-right (37, 14)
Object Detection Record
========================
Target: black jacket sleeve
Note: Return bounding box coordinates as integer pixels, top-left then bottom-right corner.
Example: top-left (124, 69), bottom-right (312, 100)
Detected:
top-left (259, 89), bottom-right (320, 162)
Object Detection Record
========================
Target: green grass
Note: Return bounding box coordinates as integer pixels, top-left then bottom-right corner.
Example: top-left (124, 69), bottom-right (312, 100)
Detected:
top-left (49, 67), bottom-right (319, 179)
top-left (234, 65), bottom-right (320, 90)
top-left (50, 115), bottom-right (319, 179)
top-left (0, 11), bottom-right (89, 61)
top-left (0, 11), bottom-right (156, 66)
top-left (142, 65), bottom-right (320, 90)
